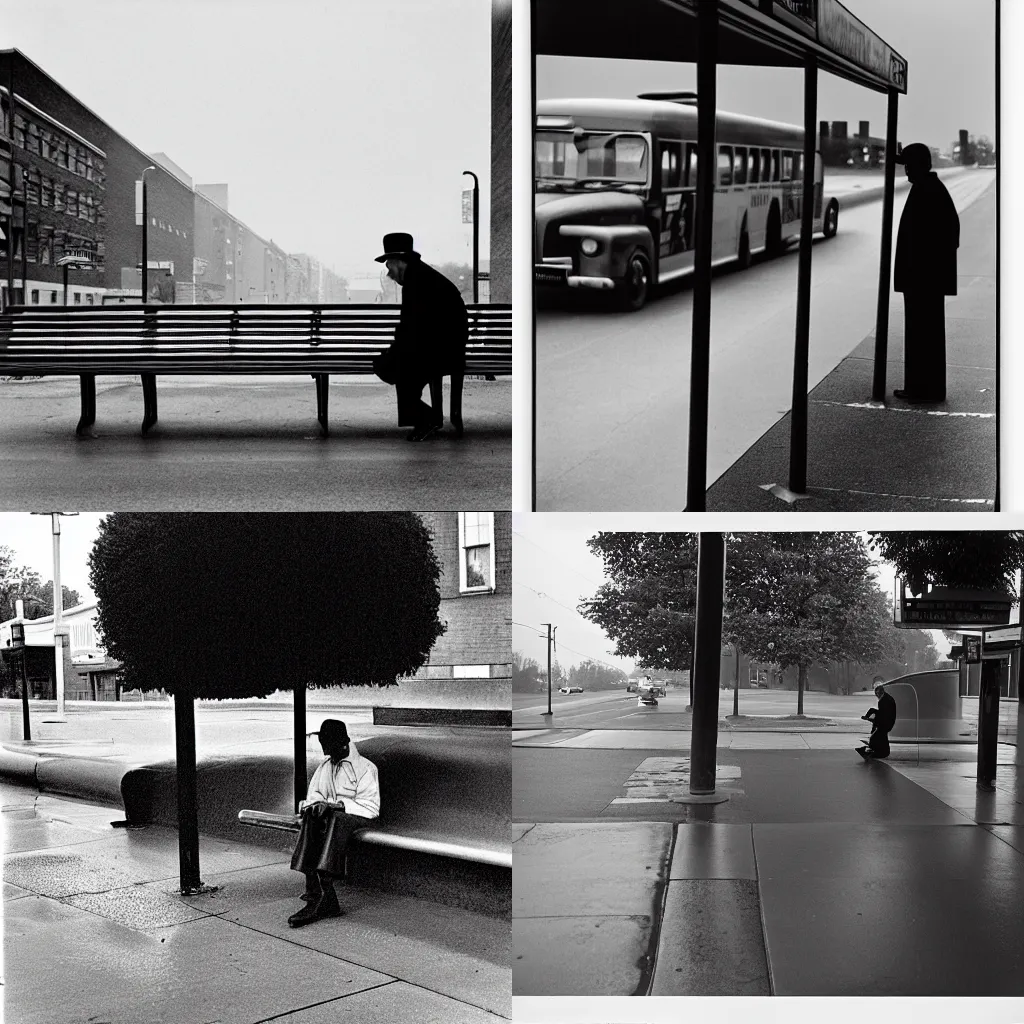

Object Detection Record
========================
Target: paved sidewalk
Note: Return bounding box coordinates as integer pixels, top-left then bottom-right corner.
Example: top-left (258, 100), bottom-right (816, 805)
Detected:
top-left (707, 171), bottom-right (995, 511)
top-left (513, 741), bottom-right (1024, 996)
top-left (4, 782), bottom-right (511, 1023)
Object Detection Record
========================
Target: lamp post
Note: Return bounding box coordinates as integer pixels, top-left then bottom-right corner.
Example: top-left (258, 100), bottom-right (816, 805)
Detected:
top-left (139, 165), bottom-right (157, 301)
top-left (31, 511), bottom-right (78, 720)
top-left (9, 620), bottom-right (30, 740)
top-left (462, 170), bottom-right (479, 303)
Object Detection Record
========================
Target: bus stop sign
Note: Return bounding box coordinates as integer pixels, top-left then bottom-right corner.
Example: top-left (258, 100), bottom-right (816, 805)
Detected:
top-left (895, 579), bottom-right (1013, 628)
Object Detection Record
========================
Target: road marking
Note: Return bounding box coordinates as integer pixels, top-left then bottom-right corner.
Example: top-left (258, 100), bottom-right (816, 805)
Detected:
top-left (814, 486), bottom-right (993, 505)
top-left (609, 756), bottom-right (742, 804)
top-left (817, 400), bottom-right (994, 419)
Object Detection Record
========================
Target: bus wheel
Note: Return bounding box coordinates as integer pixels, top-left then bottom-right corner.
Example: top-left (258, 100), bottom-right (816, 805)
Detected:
top-left (766, 203), bottom-right (783, 257)
top-left (737, 220), bottom-right (752, 270)
top-left (823, 200), bottom-right (839, 239)
top-left (618, 251), bottom-right (651, 311)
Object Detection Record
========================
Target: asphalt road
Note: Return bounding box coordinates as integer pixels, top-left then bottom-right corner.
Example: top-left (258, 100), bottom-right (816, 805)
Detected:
top-left (535, 169), bottom-right (995, 510)
top-left (0, 375), bottom-right (511, 509)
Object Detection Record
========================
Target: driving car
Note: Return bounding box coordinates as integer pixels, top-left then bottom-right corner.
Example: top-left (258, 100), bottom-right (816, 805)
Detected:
top-left (637, 691), bottom-right (659, 707)
top-left (559, 686), bottom-right (585, 694)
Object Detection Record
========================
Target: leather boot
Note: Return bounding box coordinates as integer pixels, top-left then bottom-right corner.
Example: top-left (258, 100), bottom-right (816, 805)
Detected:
top-left (300, 871), bottom-right (321, 903)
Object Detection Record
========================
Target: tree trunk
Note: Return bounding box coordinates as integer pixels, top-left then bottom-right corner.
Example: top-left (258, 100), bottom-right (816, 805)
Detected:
top-left (294, 682), bottom-right (307, 812)
top-left (797, 663), bottom-right (807, 716)
top-left (173, 693), bottom-right (202, 893)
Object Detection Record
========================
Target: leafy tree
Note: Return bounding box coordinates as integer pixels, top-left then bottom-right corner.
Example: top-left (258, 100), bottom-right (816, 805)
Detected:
top-left (569, 659), bottom-right (628, 691)
top-left (868, 532), bottom-right (1024, 596)
top-left (551, 660), bottom-right (567, 688)
top-left (0, 546), bottom-right (82, 621)
top-left (582, 532), bottom-right (891, 715)
top-left (513, 650), bottom-right (544, 693)
top-left (89, 513), bottom-right (444, 892)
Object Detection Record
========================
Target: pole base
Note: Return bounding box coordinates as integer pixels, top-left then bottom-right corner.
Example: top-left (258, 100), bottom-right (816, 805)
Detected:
top-left (672, 792), bottom-right (731, 805)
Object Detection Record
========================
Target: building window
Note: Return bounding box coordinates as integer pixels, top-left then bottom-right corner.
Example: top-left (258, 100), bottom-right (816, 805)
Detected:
top-left (458, 511), bottom-right (495, 593)
top-left (453, 665), bottom-right (492, 679)
top-left (41, 179), bottom-right (53, 207)
top-left (73, 292), bottom-right (81, 304)
top-left (50, 291), bottom-right (57, 303)
top-left (86, 293), bottom-right (94, 305)
top-left (65, 191), bottom-right (78, 218)
top-left (30, 289), bottom-right (38, 304)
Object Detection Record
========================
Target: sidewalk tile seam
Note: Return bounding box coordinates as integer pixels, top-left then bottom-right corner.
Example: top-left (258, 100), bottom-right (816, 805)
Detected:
top-left (645, 821), bottom-right (680, 997)
top-left (249, 980), bottom-right (402, 1024)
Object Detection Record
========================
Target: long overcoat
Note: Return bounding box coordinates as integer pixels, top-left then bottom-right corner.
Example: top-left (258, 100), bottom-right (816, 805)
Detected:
top-left (893, 172), bottom-right (960, 296)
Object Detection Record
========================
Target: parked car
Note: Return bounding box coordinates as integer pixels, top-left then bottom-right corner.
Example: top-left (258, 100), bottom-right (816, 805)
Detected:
top-left (559, 686), bottom-right (585, 694)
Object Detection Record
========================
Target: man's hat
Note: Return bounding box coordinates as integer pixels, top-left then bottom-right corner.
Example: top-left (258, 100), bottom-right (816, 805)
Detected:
top-left (895, 142), bottom-right (931, 168)
top-left (307, 719), bottom-right (349, 744)
top-left (375, 232), bottom-right (420, 263)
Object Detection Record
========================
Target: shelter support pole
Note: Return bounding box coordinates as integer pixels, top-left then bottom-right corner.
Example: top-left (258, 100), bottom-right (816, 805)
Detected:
top-left (977, 659), bottom-right (1001, 791)
top-left (690, 533), bottom-right (725, 795)
top-left (174, 693), bottom-right (203, 893)
top-left (787, 55), bottom-right (817, 495)
top-left (871, 88), bottom-right (899, 401)
top-left (294, 683), bottom-right (307, 813)
top-left (684, 0), bottom-right (718, 512)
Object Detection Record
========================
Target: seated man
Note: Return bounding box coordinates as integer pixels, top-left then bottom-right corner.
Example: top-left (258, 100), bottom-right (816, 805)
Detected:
top-left (288, 719), bottom-right (380, 928)
top-left (856, 683), bottom-right (898, 760)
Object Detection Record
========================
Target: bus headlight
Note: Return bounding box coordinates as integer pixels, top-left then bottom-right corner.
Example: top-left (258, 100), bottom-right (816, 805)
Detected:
top-left (579, 237), bottom-right (600, 257)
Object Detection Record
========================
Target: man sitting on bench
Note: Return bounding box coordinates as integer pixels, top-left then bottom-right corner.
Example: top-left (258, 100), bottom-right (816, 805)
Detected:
top-left (856, 683), bottom-right (897, 760)
top-left (288, 719), bottom-right (380, 928)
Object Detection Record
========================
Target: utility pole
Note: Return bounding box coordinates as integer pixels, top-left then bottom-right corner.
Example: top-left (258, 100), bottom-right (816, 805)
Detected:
top-left (31, 511), bottom-right (78, 721)
top-left (541, 623), bottom-right (556, 718)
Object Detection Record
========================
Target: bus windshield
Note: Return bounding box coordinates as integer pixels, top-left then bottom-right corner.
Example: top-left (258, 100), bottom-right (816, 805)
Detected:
top-left (536, 130), bottom-right (649, 192)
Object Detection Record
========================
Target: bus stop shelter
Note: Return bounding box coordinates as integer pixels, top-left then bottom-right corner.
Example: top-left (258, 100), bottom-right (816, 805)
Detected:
top-left (534, 0), bottom-right (909, 509)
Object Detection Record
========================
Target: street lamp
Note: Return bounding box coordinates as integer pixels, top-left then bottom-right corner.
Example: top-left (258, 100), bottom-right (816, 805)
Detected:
top-left (139, 165), bottom-right (157, 302)
top-left (462, 170), bottom-right (479, 303)
top-left (9, 619), bottom-right (30, 741)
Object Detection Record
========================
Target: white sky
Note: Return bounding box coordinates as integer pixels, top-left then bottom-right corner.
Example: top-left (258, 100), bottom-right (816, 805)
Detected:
top-left (511, 515), bottom-right (951, 674)
top-left (1, 0), bottom-right (492, 281)
top-left (0, 513), bottom-right (107, 606)
top-left (537, 0), bottom-right (994, 153)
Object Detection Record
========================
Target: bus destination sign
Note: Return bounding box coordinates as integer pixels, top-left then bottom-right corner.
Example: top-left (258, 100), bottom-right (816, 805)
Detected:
top-left (896, 583), bottom-right (1013, 628)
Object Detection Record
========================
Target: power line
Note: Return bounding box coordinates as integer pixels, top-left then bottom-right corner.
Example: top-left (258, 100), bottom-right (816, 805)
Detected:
top-left (512, 580), bottom-right (584, 617)
top-left (512, 531), bottom-right (606, 589)
top-left (512, 621), bottom-right (627, 674)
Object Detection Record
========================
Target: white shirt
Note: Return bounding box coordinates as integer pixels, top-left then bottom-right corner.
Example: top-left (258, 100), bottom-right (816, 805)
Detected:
top-left (299, 741), bottom-right (380, 820)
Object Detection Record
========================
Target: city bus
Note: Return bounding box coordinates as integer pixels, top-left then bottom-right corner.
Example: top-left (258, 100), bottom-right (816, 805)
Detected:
top-left (535, 93), bottom-right (840, 311)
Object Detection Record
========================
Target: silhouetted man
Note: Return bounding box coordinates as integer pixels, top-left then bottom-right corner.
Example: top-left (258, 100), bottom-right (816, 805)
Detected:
top-left (372, 232), bottom-right (468, 441)
top-left (288, 719), bottom-right (380, 928)
top-left (893, 143), bottom-right (960, 404)
top-left (856, 683), bottom-right (897, 760)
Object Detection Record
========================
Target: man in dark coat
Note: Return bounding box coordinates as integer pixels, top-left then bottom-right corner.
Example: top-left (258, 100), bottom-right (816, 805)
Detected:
top-left (373, 232), bottom-right (468, 441)
top-left (893, 143), bottom-right (960, 404)
top-left (856, 683), bottom-right (898, 760)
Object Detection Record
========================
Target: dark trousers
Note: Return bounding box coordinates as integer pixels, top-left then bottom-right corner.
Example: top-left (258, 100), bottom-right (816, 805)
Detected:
top-left (290, 809), bottom-right (365, 878)
top-left (867, 727), bottom-right (891, 759)
top-left (902, 290), bottom-right (947, 401)
top-left (396, 378), bottom-right (438, 429)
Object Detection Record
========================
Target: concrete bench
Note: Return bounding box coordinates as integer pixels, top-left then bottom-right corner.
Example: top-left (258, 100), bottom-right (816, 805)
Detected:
top-left (0, 303), bottom-right (512, 436)
top-left (237, 808), bottom-right (511, 869)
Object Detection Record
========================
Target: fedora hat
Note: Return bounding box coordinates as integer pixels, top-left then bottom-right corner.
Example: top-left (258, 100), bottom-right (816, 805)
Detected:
top-left (894, 142), bottom-right (931, 168)
top-left (375, 232), bottom-right (420, 263)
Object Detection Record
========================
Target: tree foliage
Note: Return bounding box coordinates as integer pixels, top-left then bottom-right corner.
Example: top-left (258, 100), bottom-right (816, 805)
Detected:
top-left (0, 546), bottom-right (82, 621)
top-left (569, 659), bottom-right (628, 691)
top-left (868, 532), bottom-right (1024, 596)
top-left (89, 514), bottom-right (445, 699)
top-left (581, 532), bottom-right (892, 684)
top-left (513, 650), bottom-right (544, 692)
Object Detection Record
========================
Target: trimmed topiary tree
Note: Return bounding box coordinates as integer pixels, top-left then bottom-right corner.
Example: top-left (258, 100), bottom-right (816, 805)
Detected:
top-left (89, 513), bottom-right (444, 892)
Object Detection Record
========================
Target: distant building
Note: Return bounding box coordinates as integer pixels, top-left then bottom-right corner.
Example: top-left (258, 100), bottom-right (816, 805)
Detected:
top-left (347, 276), bottom-right (383, 303)
top-left (819, 119), bottom-right (890, 169)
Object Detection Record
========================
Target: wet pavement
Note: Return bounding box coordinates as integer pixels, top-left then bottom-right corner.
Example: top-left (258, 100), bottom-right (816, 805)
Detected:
top-left (3, 782), bottom-right (511, 1023)
top-left (513, 741), bottom-right (1024, 996)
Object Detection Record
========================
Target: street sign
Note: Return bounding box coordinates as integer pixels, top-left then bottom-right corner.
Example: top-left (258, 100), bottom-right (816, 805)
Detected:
top-left (462, 189), bottom-right (474, 224)
top-left (894, 579), bottom-right (1013, 629)
top-left (136, 180), bottom-right (143, 226)
top-left (982, 625), bottom-right (1022, 659)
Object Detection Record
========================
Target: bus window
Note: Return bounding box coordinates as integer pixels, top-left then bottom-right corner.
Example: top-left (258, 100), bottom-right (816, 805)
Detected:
top-left (733, 146), bottom-right (747, 185)
top-left (748, 150), bottom-right (760, 184)
top-left (536, 137), bottom-right (568, 178)
top-left (760, 149), bottom-right (771, 182)
top-left (771, 150), bottom-right (780, 182)
top-left (782, 152), bottom-right (793, 181)
top-left (660, 141), bottom-right (683, 189)
top-left (718, 146), bottom-right (733, 186)
top-left (685, 143), bottom-right (698, 187)
top-left (793, 151), bottom-right (803, 181)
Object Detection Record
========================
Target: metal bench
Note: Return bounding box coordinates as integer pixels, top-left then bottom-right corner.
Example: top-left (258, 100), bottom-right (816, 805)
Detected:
top-left (237, 808), bottom-right (512, 870)
top-left (0, 303), bottom-right (512, 437)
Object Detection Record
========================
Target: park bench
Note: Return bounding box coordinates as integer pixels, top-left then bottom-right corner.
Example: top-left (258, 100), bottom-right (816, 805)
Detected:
top-left (0, 303), bottom-right (512, 437)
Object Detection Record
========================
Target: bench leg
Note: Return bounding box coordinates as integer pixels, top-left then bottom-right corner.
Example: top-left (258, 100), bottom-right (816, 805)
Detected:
top-left (450, 373), bottom-right (464, 438)
top-left (429, 378), bottom-right (444, 428)
top-left (140, 373), bottom-right (158, 434)
top-left (76, 374), bottom-right (97, 436)
top-left (315, 373), bottom-right (329, 437)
